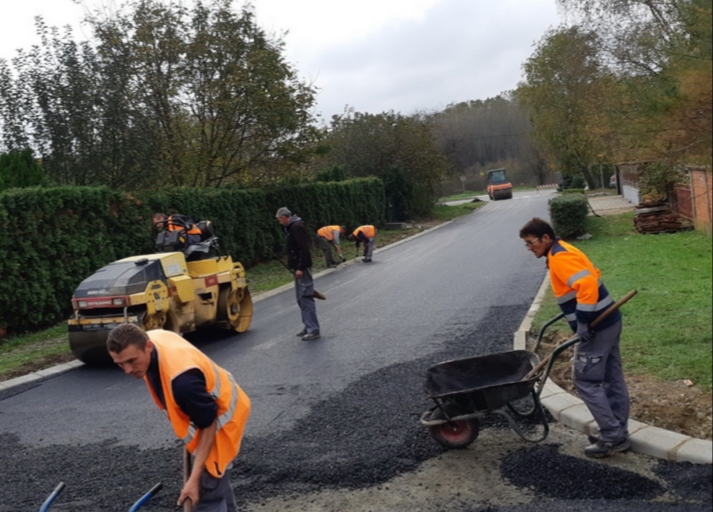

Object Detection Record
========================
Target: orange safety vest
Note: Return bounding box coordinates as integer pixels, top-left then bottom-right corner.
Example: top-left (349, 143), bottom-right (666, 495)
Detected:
top-left (352, 225), bottom-right (376, 239)
top-left (144, 330), bottom-right (251, 478)
top-left (547, 239), bottom-right (618, 331)
top-left (168, 214), bottom-right (202, 236)
top-left (317, 225), bottom-right (342, 241)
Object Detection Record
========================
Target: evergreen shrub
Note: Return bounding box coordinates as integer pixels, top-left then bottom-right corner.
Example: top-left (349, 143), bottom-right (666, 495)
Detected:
top-left (0, 178), bottom-right (384, 333)
top-left (549, 194), bottom-right (589, 240)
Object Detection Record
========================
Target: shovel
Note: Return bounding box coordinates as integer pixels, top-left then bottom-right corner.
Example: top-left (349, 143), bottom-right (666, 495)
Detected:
top-left (523, 289), bottom-right (637, 380)
top-left (180, 447), bottom-right (193, 512)
top-left (274, 256), bottom-right (326, 300)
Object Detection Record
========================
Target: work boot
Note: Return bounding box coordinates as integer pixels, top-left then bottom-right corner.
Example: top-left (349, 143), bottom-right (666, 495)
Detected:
top-left (296, 330), bottom-right (307, 337)
top-left (584, 438), bottom-right (630, 458)
top-left (301, 332), bottom-right (321, 341)
top-left (362, 258), bottom-right (372, 262)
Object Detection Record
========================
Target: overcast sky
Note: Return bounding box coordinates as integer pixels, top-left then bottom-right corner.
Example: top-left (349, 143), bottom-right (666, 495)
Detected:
top-left (1, 0), bottom-right (562, 123)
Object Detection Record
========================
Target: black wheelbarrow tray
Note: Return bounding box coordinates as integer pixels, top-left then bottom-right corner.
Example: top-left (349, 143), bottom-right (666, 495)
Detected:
top-left (419, 346), bottom-right (573, 449)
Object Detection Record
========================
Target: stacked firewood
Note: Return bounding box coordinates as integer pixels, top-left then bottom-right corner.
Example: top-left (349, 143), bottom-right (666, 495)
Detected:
top-left (634, 201), bottom-right (689, 234)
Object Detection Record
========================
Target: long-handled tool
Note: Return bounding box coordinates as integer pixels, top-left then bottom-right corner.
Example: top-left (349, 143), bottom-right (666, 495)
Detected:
top-left (128, 483), bottom-right (163, 512)
top-left (39, 482), bottom-right (163, 511)
top-left (523, 289), bottom-right (637, 380)
top-left (39, 483), bottom-right (65, 512)
top-left (274, 256), bottom-right (326, 300)
top-left (182, 447), bottom-right (193, 512)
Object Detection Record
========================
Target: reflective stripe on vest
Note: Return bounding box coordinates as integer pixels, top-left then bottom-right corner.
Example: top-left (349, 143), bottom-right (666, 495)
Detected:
top-left (547, 239), bottom-right (619, 329)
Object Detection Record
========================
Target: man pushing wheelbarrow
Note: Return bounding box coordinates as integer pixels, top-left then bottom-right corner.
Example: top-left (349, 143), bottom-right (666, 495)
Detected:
top-left (421, 218), bottom-right (635, 460)
top-left (519, 217), bottom-right (631, 458)
top-left (107, 325), bottom-right (251, 511)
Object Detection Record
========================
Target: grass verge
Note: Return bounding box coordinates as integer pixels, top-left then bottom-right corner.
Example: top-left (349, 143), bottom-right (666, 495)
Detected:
top-left (0, 202), bottom-right (483, 380)
top-left (531, 212), bottom-right (712, 392)
top-left (438, 191), bottom-right (483, 202)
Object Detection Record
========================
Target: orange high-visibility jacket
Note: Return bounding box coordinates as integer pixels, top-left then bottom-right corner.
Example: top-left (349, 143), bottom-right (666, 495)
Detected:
top-left (546, 239), bottom-right (620, 331)
top-left (352, 225), bottom-right (376, 239)
top-left (167, 214), bottom-right (202, 235)
top-left (317, 225), bottom-right (342, 242)
top-left (144, 330), bottom-right (251, 478)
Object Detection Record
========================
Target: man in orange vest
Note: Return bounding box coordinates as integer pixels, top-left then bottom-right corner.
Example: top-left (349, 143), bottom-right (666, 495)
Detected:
top-left (520, 217), bottom-right (630, 458)
top-left (316, 225), bottom-right (347, 268)
top-left (348, 225), bottom-right (376, 262)
top-left (153, 212), bottom-right (203, 246)
top-left (107, 324), bottom-right (251, 511)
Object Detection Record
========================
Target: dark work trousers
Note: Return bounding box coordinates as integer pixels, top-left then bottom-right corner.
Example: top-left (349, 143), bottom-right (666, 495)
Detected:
top-left (194, 466), bottom-right (237, 512)
top-left (572, 319), bottom-right (630, 443)
top-left (295, 268), bottom-right (320, 334)
top-left (316, 236), bottom-right (336, 266)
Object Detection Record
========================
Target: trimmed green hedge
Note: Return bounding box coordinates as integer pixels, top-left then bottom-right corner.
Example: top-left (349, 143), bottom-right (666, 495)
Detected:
top-left (0, 178), bottom-right (384, 333)
top-left (549, 194), bottom-right (589, 240)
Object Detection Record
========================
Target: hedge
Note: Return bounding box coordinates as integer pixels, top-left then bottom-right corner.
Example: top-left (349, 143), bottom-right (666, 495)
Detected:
top-left (549, 194), bottom-right (590, 240)
top-left (0, 178), bottom-right (384, 333)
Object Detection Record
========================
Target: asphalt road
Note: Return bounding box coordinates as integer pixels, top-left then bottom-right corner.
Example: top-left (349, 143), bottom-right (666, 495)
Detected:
top-left (0, 191), bottom-right (710, 511)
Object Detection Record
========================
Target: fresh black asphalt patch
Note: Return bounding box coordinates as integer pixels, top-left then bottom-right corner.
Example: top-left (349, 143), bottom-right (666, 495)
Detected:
top-left (1, 304), bottom-right (711, 511)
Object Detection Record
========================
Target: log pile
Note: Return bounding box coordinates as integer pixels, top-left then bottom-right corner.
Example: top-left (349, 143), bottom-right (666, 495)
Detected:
top-left (634, 201), bottom-right (690, 234)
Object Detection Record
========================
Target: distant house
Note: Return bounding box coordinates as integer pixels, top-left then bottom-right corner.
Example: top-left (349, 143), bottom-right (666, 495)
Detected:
top-left (614, 161), bottom-right (649, 204)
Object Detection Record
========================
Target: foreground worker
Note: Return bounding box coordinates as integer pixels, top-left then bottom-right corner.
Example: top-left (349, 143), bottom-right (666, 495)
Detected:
top-left (107, 324), bottom-right (251, 511)
top-left (520, 217), bottom-right (630, 458)
top-left (276, 207), bottom-right (321, 340)
top-left (316, 225), bottom-right (347, 267)
top-left (348, 225), bottom-right (376, 262)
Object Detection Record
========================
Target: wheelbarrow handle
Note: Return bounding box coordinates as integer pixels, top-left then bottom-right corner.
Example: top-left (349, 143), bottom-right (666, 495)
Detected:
top-left (39, 482), bottom-right (65, 512)
top-left (524, 290), bottom-right (637, 381)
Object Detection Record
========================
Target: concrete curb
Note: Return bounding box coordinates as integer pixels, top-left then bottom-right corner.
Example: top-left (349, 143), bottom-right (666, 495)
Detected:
top-left (0, 217), bottom-right (462, 391)
top-left (514, 274), bottom-right (713, 464)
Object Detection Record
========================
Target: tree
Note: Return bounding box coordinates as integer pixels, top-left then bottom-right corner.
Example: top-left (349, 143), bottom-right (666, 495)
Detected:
top-left (320, 110), bottom-right (449, 220)
top-left (0, 148), bottom-right (45, 191)
top-left (427, 94), bottom-right (548, 187)
top-left (0, 0), bottom-right (321, 189)
top-left (88, 0), bottom-right (320, 187)
top-left (556, 0), bottom-right (712, 166)
top-left (516, 27), bottom-right (610, 188)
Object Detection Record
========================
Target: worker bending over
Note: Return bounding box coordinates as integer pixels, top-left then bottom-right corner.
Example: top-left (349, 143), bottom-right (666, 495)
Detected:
top-left (107, 325), bottom-right (251, 511)
top-left (348, 225), bottom-right (376, 262)
top-left (316, 225), bottom-right (347, 267)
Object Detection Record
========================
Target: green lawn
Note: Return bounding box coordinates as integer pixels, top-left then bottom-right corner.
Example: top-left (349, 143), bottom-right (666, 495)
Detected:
top-left (532, 213), bottom-right (712, 392)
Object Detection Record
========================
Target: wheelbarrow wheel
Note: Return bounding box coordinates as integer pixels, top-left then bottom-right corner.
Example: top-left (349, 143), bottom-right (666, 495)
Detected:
top-left (429, 418), bottom-right (480, 449)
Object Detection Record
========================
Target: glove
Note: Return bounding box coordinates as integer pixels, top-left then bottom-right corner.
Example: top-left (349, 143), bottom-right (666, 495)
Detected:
top-left (576, 322), bottom-right (593, 342)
